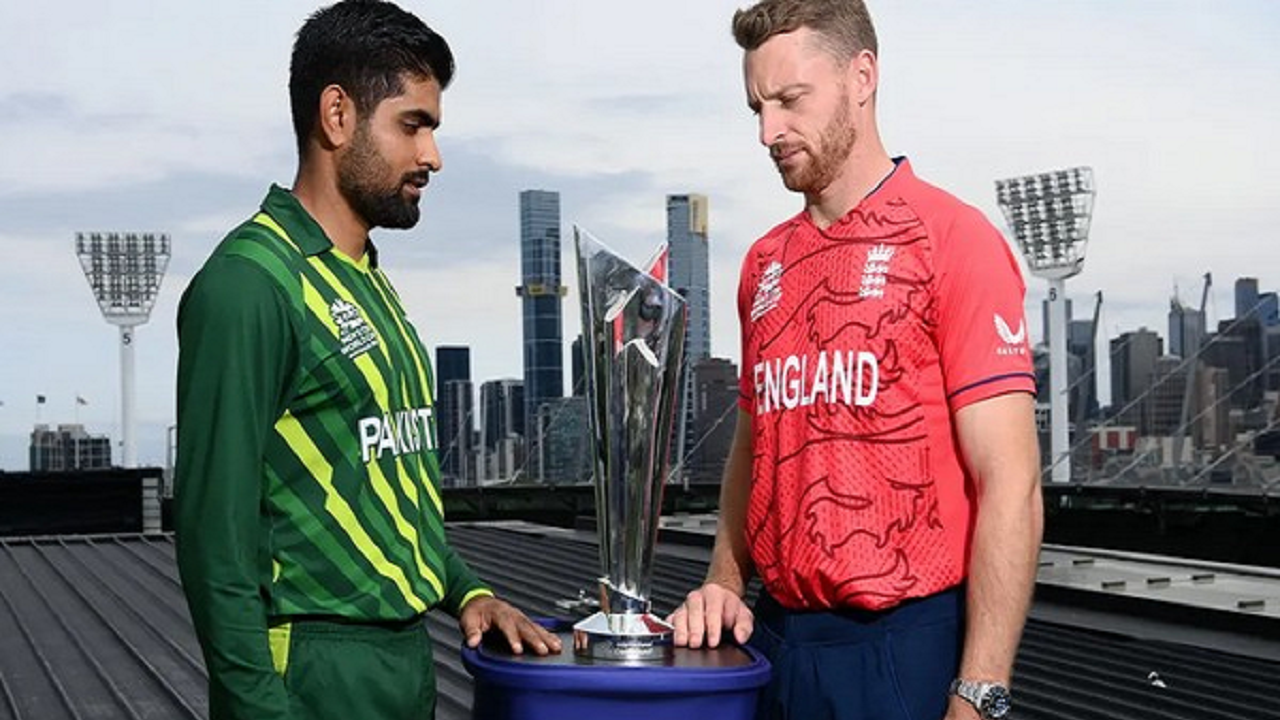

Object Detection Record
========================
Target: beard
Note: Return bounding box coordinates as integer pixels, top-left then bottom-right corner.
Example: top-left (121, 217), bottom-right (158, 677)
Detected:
top-left (338, 121), bottom-right (427, 230)
top-left (774, 88), bottom-right (857, 195)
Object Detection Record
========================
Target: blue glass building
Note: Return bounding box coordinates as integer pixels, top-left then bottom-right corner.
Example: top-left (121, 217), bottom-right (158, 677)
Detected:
top-left (517, 190), bottom-right (566, 474)
top-left (667, 194), bottom-right (711, 481)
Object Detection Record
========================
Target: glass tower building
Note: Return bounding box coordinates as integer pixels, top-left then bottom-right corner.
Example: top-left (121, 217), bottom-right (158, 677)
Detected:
top-left (667, 194), bottom-right (711, 482)
top-left (434, 345), bottom-right (472, 487)
top-left (667, 194), bottom-right (711, 362)
top-left (517, 190), bottom-right (566, 469)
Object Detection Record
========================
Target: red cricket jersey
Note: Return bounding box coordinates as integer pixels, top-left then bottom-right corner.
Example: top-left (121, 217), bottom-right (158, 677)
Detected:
top-left (737, 159), bottom-right (1035, 611)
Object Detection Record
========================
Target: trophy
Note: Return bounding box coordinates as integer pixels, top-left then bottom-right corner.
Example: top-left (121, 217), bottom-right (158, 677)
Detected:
top-left (572, 226), bottom-right (687, 662)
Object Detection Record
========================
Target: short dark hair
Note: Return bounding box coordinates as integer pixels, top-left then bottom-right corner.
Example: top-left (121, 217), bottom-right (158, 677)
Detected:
top-left (289, 0), bottom-right (455, 154)
top-left (732, 0), bottom-right (877, 62)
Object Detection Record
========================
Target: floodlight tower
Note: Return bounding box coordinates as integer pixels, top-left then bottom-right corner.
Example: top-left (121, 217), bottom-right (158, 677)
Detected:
top-left (995, 168), bottom-right (1095, 484)
top-left (76, 232), bottom-right (171, 468)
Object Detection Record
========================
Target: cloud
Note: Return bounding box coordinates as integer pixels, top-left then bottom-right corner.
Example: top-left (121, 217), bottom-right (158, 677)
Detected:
top-left (0, 105), bottom-right (289, 197)
top-left (0, 93), bottom-right (76, 124)
top-left (2, 0), bottom-right (1279, 469)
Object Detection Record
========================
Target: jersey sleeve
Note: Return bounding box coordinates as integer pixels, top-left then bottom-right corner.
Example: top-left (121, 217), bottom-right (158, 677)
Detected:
top-left (174, 255), bottom-right (298, 720)
top-left (436, 544), bottom-right (494, 617)
top-left (932, 207), bottom-right (1036, 412)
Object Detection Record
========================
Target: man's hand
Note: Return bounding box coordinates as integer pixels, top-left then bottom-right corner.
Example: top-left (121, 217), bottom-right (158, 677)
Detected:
top-left (668, 582), bottom-right (754, 649)
top-left (459, 596), bottom-right (562, 656)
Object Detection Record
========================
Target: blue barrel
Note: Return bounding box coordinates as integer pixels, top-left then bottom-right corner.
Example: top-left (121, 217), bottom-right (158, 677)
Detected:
top-left (462, 621), bottom-right (771, 720)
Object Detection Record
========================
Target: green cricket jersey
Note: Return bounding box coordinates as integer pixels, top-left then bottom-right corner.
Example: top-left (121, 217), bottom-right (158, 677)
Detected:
top-left (175, 185), bottom-right (489, 720)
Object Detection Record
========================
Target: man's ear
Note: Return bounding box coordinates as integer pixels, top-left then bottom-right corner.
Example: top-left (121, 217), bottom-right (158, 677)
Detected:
top-left (848, 49), bottom-right (878, 107)
top-left (316, 84), bottom-right (358, 150)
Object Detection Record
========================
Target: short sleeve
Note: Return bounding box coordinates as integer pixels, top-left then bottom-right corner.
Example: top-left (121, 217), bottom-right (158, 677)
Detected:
top-left (931, 207), bottom-right (1037, 411)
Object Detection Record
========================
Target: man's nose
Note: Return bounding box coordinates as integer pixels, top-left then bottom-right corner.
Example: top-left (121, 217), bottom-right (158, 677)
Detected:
top-left (419, 131), bottom-right (442, 172)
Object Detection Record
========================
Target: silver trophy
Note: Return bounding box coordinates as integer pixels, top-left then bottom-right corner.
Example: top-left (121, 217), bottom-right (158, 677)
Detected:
top-left (572, 226), bottom-right (687, 662)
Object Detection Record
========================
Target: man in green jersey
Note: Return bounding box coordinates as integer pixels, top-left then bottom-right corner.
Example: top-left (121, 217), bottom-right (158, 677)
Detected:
top-left (174, 2), bottom-right (561, 719)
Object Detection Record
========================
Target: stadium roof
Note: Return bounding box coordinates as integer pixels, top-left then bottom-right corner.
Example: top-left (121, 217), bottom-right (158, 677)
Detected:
top-left (1, 524), bottom-right (1277, 720)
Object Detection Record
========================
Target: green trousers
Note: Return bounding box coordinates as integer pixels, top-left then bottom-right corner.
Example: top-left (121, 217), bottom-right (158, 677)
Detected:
top-left (272, 616), bottom-right (436, 720)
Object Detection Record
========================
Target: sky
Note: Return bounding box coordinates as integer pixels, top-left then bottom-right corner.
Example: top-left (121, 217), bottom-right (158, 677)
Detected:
top-left (0, 1), bottom-right (1277, 471)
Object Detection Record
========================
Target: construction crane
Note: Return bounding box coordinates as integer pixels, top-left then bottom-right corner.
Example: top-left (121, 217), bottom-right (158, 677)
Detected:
top-left (1173, 272), bottom-right (1212, 472)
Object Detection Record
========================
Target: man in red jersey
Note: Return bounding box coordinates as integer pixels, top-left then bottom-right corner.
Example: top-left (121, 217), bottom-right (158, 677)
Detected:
top-left (669, 2), bottom-right (1042, 719)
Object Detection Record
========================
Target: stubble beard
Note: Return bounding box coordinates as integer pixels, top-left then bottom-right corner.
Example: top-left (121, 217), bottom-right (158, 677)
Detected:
top-left (778, 90), bottom-right (858, 196)
top-left (338, 121), bottom-right (424, 231)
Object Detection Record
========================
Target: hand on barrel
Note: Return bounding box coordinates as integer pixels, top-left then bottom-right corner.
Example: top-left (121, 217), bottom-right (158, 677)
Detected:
top-left (669, 581), bottom-right (754, 648)
top-left (460, 595), bottom-right (563, 656)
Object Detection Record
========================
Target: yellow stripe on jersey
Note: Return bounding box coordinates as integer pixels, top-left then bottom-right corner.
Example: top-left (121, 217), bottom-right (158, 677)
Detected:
top-left (368, 273), bottom-right (444, 516)
top-left (304, 257), bottom-right (396, 367)
top-left (254, 214), bottom-right (300, 252)
top-left (459, 588), bottom-right (495, 610)
top-left (297, 276), bottom-right (443, 581)
top-left (299, 277), bottom-right (393, 408)
top-left (366, 459), bottom-right (444, 599)
top-left (254, 212), bottom-right (444, 590)
top-left (368, 271), bottom-right (432, 414)
top-left (390, 372), bottom-right (446, 520)
top-left (277, 411), bottom-right (427, 613)
top-left (299, 261), bottom-right (438, 517)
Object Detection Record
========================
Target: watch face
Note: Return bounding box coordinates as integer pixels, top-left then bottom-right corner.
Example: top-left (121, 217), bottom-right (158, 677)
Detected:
top-left (980, 686), bottom-right (1013, 719)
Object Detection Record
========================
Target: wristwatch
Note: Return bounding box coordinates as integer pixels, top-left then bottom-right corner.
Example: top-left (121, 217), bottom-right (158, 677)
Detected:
top-left (949, 679), bottom-right (1013, 719)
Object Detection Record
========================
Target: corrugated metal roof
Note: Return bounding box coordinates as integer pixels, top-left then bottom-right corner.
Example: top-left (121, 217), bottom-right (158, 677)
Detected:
top-left (0, 535), bottom-right (204, 720)
top-left (2, 527), bottom-right (1278, 720)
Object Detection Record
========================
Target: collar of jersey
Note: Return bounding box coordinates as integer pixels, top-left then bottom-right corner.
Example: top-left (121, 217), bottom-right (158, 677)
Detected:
top-left (260, 184), bottom-right (380, 270)
top-left (797, 156), bottom-right (911, 233)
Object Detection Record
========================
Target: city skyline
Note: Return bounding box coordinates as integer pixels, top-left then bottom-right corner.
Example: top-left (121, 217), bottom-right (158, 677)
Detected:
top-left (1, 1), bottom-right (1278, 470)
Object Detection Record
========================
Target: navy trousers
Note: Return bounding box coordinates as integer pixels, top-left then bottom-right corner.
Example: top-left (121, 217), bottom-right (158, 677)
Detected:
top-left (748, 587), bottom-right (963, 720)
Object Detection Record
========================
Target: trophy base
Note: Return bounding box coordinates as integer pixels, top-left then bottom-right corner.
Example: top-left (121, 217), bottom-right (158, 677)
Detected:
top-left (572, 611), bottom-right (674, 663)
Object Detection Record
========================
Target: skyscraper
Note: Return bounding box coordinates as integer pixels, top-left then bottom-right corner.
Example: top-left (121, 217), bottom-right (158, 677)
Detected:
top-left (534, 396), bottom-right (592, 485)
top-left (1109, 328), bottom-right (1162, 429)
top-left (667, 194), bottom-right (711, 361)
top-left (1236, 277), bottom-right (1260, 320)
top-left (441, 379), bottom-right (475, 487)
top-left (1206, 317), bottom-right (1264, 410)
top-left (1267, 326), bottom-right (1280, 393)
top-left (1168, 300), bottom-right (1205, 360)
top-left (1260, 292), bottom-right (1280, 327)
top-left (1197, 366), bottom-right (1232, 449)
top-left (688, 358), bottom-right (739, 484)
top-left (1146, 355), bottom-right (1189, 437)
top-left (481, 379), bottom-right (524, 451)
top-left (480, 378), bottom-right (524, 483)
top-left (667, 194), bottom-right (710, 480)
top-left (434, 345), bottom-right (472, 486)
top-left (517, 190), bottom-right (565, 468)
top-left (1067, 318), bottom-right (1098, 422)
